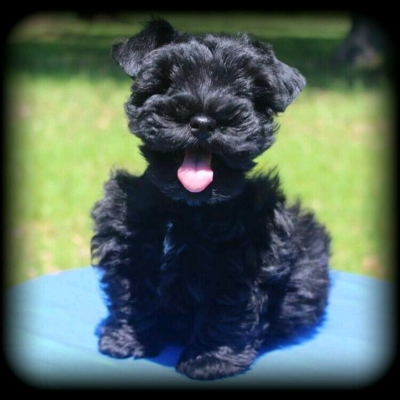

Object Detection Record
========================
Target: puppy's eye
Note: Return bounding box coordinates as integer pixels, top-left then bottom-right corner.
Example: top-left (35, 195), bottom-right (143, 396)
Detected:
top-left (147, 85), bottom-right (169, 97)
top-left (132, 76), bottom-right (170, 104)
top-left (151, 85), bottom-right (169, 96)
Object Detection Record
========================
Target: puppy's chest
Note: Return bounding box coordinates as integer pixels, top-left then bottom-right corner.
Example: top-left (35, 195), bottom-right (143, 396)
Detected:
top-left (161, 220), bottom-right (208, 263)
top-left (160, 216), bottom-right (245, 268)
top-left (162, 221), bottom-right (185, 259)
top-left (159, 217), bottom-right (246, 305)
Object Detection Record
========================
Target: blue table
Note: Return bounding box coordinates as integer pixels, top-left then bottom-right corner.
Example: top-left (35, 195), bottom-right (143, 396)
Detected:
top-left (5, 267), bottom-right (395, 389)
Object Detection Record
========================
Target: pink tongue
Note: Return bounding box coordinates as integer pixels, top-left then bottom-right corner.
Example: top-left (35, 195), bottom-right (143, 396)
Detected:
top-left (177, 150), bottom-right (213, 193)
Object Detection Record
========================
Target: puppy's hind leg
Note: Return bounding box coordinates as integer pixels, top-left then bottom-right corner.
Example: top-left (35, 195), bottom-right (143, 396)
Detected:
top-left (267, 204), bottom-right (331, 342)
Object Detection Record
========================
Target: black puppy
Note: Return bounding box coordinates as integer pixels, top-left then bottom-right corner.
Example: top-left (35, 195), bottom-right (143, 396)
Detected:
top-left (91, 19), bottom-right (331, 381)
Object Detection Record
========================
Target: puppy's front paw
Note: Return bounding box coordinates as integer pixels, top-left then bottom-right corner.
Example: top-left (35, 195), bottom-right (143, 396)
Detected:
top-left (176, 347), bottom-right (250, 380)
top-left (99, 323), bottom-right (162, 359)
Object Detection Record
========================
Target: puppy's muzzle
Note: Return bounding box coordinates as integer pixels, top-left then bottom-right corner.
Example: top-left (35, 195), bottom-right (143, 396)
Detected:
top-left (190, 115), bottom-right (216, 141)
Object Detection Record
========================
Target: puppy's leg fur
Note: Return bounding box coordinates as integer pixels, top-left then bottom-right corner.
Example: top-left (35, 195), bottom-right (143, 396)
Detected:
top-left (176, 175), bottom-right (330, 380)
top-left (175, 295), bottom-right (264, 380)
top-left (91, 170), bottom-right (165, 359)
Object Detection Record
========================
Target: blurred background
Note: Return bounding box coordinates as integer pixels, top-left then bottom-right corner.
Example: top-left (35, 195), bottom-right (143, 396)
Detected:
top-left (4, 11), bottom-right (395, 285)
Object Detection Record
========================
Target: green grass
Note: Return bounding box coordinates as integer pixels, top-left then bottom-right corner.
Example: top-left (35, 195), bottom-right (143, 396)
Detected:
top-left (5, 12), bottom-right (394, 285)
top-left (255, 88), bottom-right (393, 278)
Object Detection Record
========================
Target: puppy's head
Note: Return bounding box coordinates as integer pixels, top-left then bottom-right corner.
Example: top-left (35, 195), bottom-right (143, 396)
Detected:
top-left (112, 18), bottom-right (305, 205)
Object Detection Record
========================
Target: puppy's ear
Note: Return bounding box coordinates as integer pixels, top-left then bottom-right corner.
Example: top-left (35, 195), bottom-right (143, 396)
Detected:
top-left (253, 41), bottom-right (306, 113)
top-left (112, 18), bottom-right (176, 78)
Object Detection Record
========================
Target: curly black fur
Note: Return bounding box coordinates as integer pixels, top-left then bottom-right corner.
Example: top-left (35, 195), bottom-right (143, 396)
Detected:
top-left (91, 19), bottom-right (331, 381)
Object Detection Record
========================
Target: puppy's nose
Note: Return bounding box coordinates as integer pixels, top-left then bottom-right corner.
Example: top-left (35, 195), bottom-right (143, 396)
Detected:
top-left (190, 115), bottom-right (216, 139)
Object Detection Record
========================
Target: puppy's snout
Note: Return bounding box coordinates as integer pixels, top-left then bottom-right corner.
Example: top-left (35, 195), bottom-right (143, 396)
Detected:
top-left (190, 115), bottom-right (216, 139)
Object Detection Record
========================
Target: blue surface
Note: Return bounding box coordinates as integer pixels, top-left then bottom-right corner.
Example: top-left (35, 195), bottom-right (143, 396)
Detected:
top-left (5, 267), bottom-right (395, 389)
